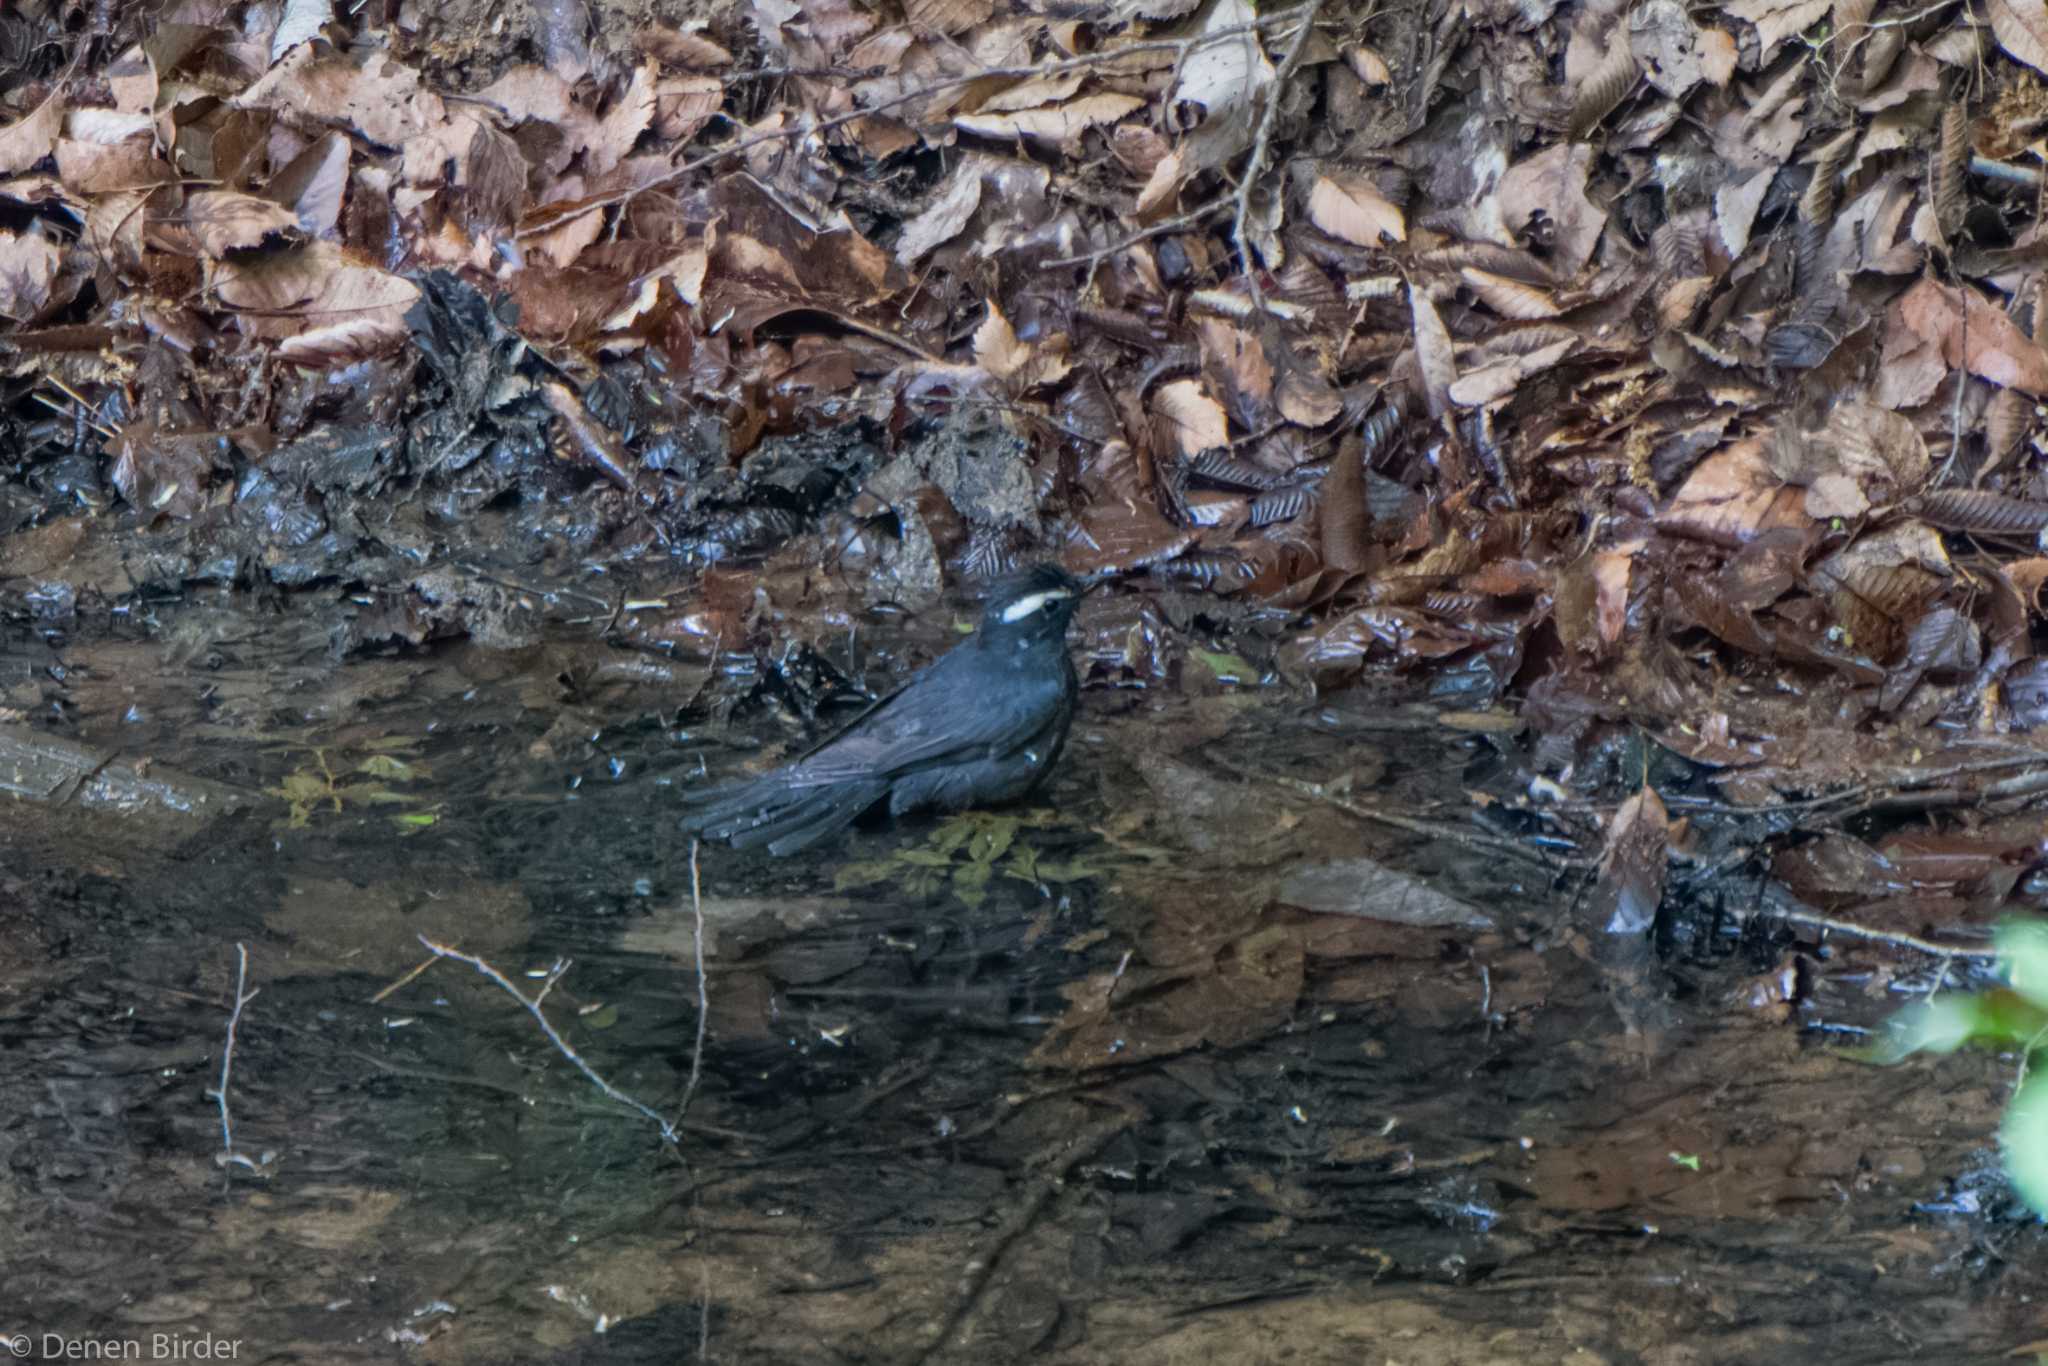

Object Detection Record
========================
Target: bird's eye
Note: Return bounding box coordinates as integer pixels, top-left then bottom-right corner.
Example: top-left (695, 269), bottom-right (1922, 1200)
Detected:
top-left (999, 590), bottom-right (1070, 623)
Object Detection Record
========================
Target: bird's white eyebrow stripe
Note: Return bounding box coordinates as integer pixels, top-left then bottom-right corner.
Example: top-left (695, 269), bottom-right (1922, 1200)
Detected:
top-left (1000, 589), bottom-right (1070, 623)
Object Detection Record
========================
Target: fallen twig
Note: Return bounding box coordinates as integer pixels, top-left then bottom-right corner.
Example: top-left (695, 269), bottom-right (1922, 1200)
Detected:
top-left (206, 943), bottom-right (275, 1178)
top-left (1218, 758), bottom-right (1594, 869)
top-left (679, 839), bottom-right (711, 1125)
top-left (1736, 906), bottom-right (1997, 960)
top-left (416, 936), bottom-right (687, 1145)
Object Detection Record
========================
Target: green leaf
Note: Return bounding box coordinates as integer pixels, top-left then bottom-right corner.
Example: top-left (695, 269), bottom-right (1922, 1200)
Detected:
top-left (952, 860), bottom-right (992, 909)
top-left (970, 817), bottom-right (1018, 866)
top-left (581, 1004), bottom-right (620, 1030)
top-left (1005, 845), bottom-right (1041, 881)
top-left (1668, 1152), bottom-right (1702, 1171)
top-left (393, 810), bottom-right (439, 831)
top-left (930, 816), bottom-right (979, 857)
top-left (897, 848), bottom-right (956, 868)
top-left (357, 753), bottom-right (427, 781)
top-left (1858, 989), bottom-right (2048, 1064)
top-left (834, 860), bottom-right (899, 891)
top-left (2005, 1072), bottom-right (2048, 1219)
top-left (2001, 920), bottom-right (2048, 1011)
top-left (1191, 648), bottom-right (1258, 684)
top-left (1032, 860), bottom-right (1103, 883)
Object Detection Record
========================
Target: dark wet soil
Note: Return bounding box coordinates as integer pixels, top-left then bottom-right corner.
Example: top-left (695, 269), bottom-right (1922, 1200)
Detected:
top-left (3, 585), bottom-right (2045, 1365)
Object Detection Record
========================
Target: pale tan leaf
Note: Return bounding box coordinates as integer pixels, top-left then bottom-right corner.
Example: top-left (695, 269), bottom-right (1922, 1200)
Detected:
top-left (1447, 337), bottom-right (1576, 407)
top-left (1135, 147), bottom-right (1186, 216)
top-left (952, 93), bottom-right (1143, 145)
top-left (906, 0), bottom-right (994, 34)
top-left (1460, 267), bottom-right (1560, 320)
top-left (0, 229), bottom-right (62, 320)
top-left (1408, 283), bottom-right (1457, 419)
top-left (895, 168), bottom-right (982, 265)
top-left (1154, 379), bottom-right (1229, 456)
top-left (528, 205), bottom-right (605, 270)
top-left (1725, 0), bottom-right (1832, 54)
top-left (1697, 27), bottom-right (1737, 83)
top-left (588, 60), bottom-right (657, 176)
top-left (654, 74), bottom-right (723, 143)
top-left (1305, 170), bottom-right (1405, 246)
top-left (1349, 47), bottom-right (1391, 84)
top-left (1498, 143), bottom-right (1603, 277)
top-left (980, 73), bottom-right (1086, 113)
top-left (1177, 0), bottom-right (1273, 116)
top-left (106, 45), bottom-right (158, 114)
top-left (638, 25), bottom-right (734, 68)
top-left (268, 132), bottom-right (350, 237)
top-left (1990, 0), bottom-right (2048, 75)
top-left (0, 90), bottom-right (64, 177)
top-left (1715, 168), bottom-right (1772, 256)
top-left (186, 190), bottom-right (300, 256)
top-left (974, 300), bottom-right (1027, 380)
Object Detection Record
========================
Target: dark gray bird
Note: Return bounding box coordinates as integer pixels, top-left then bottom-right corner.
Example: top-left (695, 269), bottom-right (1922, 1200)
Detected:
top-left (681, 564), bottom-right (1086, 856)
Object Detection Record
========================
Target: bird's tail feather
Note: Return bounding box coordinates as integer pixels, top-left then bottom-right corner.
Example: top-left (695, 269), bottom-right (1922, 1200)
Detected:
top-left (681, 777), bottom-right (889, 856)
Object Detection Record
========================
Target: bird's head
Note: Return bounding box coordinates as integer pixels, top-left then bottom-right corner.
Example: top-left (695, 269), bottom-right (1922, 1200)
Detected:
top-left (978, 563), bottom-right (1087, 641)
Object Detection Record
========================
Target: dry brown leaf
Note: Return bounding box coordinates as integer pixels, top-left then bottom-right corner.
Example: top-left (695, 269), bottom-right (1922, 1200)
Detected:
top-left (1155, 379), bottom-right (1230, 455)
top-left (212, 240), bottom-right (420, 360)
top-left (895, 169), bottom-right (982, 265)
top-left (952, 93), bottom-right (1143, 147)
top-left (1408, 284), bottom-right (1457, 419)
top-left (1698, 27), bottom-right (1738, 83)
top-left (1570, 27), bottom-right (1638, 141)
top-left (1897, 278), bottom-right (2048, 396)
top-left (236, 46), bottom-right (447, 155)
top-left (1461, 267), bottom-right (1561, 320)
top-left (84, 188), bottom-right (148, 274)
top-left (1135, 147), bottom-right (1187, 216)
top-left (973, 300), bottom-right (1071, 389)
top-left (1447, 337), bottom-right (1576, 407)
top-left (1660, 437), bottom-right (1812, 545)
top-left (1725, 0), bottom-right (1833, 55)
top-left (1305, 169), bottom-right (1405, 246)
top-left (1275, 365), bottom-right (1343, 427)
top-left (1595, 783), bottom-right (1672, 934)
top-left (186, 190), bottom-right (300, 256)
top-left (980, 73), bottom-right (1086, 113)
top-left (0, 229), bottom-right (62, 320)
top-left (528, 204), bottom-right (606, 270)
top-left (106, 45), bottom-right (157, 114)
top-left (906, 0), bottom-right (994, 33)
top-left (654, 74), bottom-right (723, 143)
top-left (1497, 144), bottom-right (1603, 277)
top-left (589, 60), bottom-right (657, 176)
top-left (1349, 47), bottom-right (1391, 84)
top-left (639, 25), bottom-right (733, 68)
top-left (604, 246), bottom-right (709, 329)
top-left (269, 132), bottom-right (350, 237)
top-left (1989, 0), bottom-right (2048, 75)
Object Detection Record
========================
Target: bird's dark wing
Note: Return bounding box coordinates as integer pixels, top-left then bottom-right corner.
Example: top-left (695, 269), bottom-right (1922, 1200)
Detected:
top-left (769, 647), bottom-right (1063, 788)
